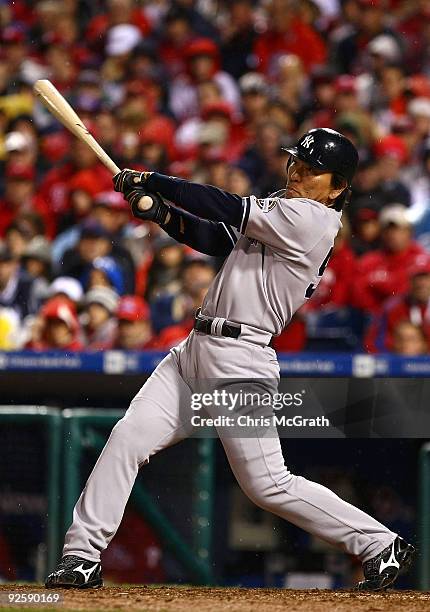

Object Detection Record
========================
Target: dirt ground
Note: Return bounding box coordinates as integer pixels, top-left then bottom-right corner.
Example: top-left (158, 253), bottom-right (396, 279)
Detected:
top-left (1, 585), bottom-right (430, 612)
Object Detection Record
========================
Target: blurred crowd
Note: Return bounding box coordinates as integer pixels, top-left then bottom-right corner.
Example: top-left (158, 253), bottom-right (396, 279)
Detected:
top-left (1, 0), bottom-right (430, 354)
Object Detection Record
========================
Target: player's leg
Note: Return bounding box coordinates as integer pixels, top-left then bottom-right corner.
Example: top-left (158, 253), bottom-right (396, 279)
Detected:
top-left (191, 332), bottom-right (398, 564)
top-left (219, 430), bottom-right (397, 562)
top-left (219, 428), bottom-right (415, 589)
top-left (61, 351), bottom-right (193, 562)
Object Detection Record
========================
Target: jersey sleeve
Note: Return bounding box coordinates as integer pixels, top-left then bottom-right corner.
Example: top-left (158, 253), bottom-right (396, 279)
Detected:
top-left (163, 206), bottom-right (238, 256)
top-left (240, 195), bottom-right (330, 255)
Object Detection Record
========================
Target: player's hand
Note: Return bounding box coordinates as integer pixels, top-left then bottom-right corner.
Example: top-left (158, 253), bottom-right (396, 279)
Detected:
top-left (113, 169), bottom-right (153, 194)
top-left (126, 186), bottom-right (170, 225)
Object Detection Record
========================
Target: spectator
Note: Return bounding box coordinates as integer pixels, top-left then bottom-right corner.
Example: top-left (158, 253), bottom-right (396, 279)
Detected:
top-left (350, 157), bottom-right (384, 216)
top-left (151, 258), bottom-right (216, 334)
top-left (169, 37), bottom-right (241, 121)
top-left (373, 134), bottom-right (411, 207)
top-left (20, 237), bottom-right (51, 303)
top-left (4, 220), bottom-right (33, 260)
top-left (221, 0), bottom-right (258, 79)
top-left (349, 207), bottom-right (381, 256)
top-left (144, 236), bottom-right (185, 302)
top-left (402, 137), bottom-right (430, 250)
top-left (392, 320), bottom-right (428, 356)
top-left (352, 205), bottom-right (427, 314)
top-left (332, 0), bottom-right (400, 74)
top-left (365, 259), bottom-right (430, 353)
top-left (37, 139), bottom-right (112, 225)
top-left (3, 130), bottom-right (37, 177)
top-left (26, 296), bottom-right (83, 351)
top-left (0, 163), bottom-right (54, 238)
top-left (81, 286), bottom-right (119, 349)
top-left (239, 121), bottom-right (285, 189)
top-left (254, 0), bottom-right (327, 75)
top-left (92, 191), bottom-right (131, 239)
top-left (60, 221), bottom-right (112, 277)
top-left (239, 72), bottom-right (270, 135)
top-left (226, 166), bottom-right (252, 198)
top-left (86, 0), bottom-right (151, 43)
top-left (110, 295), bottom-right (153, 350)
top-left (83, 256), bottom-right (126, 296)
top-left (0, 245), bottom-right (42, 320)
top-left (275, 54), bottom-right (307, 117)
top-left (158, 6), bottom-right (196, 80)
top-left (48, 276), bottom-right (83, 306)
top-left (60, 220), bottom-right (134, 293)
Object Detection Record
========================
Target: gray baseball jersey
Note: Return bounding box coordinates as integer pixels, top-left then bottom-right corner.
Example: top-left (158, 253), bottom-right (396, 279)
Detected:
top-left (202, 195), bottom-right (342, 335)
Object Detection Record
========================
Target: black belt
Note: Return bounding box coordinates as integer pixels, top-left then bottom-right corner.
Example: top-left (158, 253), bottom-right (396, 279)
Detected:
top-left (194, 310), bottom-right (241, 339)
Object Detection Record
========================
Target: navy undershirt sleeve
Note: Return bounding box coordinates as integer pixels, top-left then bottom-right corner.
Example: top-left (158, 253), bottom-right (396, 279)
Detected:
top-left (146, 172), bottom-right (243, 229)
top-left (162, 206), bottom-right (237, 257)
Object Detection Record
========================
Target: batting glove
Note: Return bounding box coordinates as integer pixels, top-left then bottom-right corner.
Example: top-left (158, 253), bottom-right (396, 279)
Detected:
top-left (113, 169), bottom-right (153, 195)
top-left (126, 187), bottom-right (170, 225)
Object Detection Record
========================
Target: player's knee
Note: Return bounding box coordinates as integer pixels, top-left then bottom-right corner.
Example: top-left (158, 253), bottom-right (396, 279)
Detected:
top-left (237, 480), bottom-right (274, 511)
top-left (237, 472), bottom-right (295, 511)
top-left (108, 418), bottom-right (143, 456)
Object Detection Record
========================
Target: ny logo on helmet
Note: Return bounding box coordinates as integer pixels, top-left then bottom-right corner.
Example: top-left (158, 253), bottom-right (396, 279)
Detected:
top-left (301, 135), bottom-right (315, 149)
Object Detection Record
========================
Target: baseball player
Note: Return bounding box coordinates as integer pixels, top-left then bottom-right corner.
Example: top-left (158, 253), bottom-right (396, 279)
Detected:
top-left (46, 128), bottom-right (414, 591)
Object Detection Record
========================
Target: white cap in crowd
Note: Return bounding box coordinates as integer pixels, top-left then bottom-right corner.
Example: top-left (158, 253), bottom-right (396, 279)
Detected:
top-left (83, 287), bottom-right (119, 314)
top-left (48, 276), bottom-right (84, 303)
top-left (379, 205), bottom-right (412, 228)
top-left (105, 24), bottom-right (142, 57)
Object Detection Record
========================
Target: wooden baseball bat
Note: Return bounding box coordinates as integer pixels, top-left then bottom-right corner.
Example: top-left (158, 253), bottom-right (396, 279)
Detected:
top-left (33, 79), bottom-right (120, 176)
top-left (33, 80), bottom-right (154, 211)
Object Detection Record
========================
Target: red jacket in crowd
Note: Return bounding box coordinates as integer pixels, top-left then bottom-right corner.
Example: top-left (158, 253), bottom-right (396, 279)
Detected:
top-left (351, 243), bottom-right (428, 314)
top-left (365, 295), bottom-right (430, 353)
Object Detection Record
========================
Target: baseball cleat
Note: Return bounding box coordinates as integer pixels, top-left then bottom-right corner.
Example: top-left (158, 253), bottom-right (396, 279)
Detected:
top-left (356, 536), bottom-right (415, 591)
top-left (45, 555), bottom-right (103, 589)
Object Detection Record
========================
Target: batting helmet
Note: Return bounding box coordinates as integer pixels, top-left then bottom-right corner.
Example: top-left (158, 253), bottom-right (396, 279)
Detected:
top-left (282, 128), bottom-right (359, 185)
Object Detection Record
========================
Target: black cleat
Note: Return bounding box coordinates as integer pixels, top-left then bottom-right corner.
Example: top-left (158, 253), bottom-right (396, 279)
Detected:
top-left (356, 536), bottom-right (415, 591)
top-left (45, 555), bottom-right (103, 589)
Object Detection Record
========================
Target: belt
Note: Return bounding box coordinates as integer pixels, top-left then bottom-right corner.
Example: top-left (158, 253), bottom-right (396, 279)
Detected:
top-left (193, 309), bottom-right (241, 339)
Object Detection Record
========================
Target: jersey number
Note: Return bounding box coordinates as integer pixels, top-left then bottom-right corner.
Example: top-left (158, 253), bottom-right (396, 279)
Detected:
top-left (304, 247), bottom-right (333, 299)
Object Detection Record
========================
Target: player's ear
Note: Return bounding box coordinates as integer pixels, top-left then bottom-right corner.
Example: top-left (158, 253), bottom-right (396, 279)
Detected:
top-left (327, 174), bottom-right (347, 205)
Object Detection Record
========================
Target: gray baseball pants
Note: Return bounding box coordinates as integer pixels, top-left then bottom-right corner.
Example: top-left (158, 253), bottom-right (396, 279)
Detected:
top-left (63, 331), bottom-right (396, 563)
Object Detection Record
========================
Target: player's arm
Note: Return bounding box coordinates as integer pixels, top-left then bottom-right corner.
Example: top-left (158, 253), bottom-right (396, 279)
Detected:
top-left (112, 172), bottom-right (237, 255)
top-left (113, 170), bottom-right (245, 229)
top-left (162, 205), bottom-right (237, 256)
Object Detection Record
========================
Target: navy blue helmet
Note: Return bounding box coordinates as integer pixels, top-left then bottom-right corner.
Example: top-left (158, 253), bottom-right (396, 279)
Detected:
top-left (283, 128), bottom-right (359, 185)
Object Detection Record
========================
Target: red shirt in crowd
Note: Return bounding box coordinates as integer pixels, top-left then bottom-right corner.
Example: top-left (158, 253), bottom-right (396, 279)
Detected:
top-left (148, 320), bottom-right (194, 350)
top-left (303, 242), bottom-right (356, 311)
top-left (351, 242), bottom-right (427, 314)
top-left (0, 194), bottom-right (56, 239)
top-left (272, 315), bottom-right (306, 352)
top-left (254, 18), bottom-right (327, 74)
top-left (38, 163), bottom-right (113, 219)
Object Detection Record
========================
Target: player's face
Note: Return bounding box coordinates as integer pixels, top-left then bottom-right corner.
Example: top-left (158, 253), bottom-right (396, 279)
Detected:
top-left (285, 157), bottom-right (344, 205)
